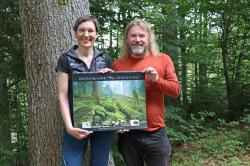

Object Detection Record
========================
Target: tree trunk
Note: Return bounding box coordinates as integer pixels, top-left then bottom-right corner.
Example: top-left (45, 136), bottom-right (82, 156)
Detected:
top-left (160, 0), bottom-right (180, 106)
top-left (198, 12), bottom-right (208, 94)
top-left (92, 81), bottom-right (100, 104)
top-left (20, 0), bottom-right (90, 165)
top-left (179, 31), bottom-right (188, 107)
top-left (0, 75), bottom-right (10, 149)
top-left (220, 12), bottom-right (237, 120)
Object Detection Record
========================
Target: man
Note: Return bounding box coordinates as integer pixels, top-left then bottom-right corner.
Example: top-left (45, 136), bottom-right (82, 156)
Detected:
top-left (112, 19), bottom-right (180, 166)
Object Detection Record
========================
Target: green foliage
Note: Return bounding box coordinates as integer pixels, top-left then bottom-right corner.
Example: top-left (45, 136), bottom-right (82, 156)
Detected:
top-left (171, 123), bottom-right (250, 165)
top-left (93, 105), bottom-right (107, 118)
top-left (0, 0), bottom-right (27, 162)
top-left (73, 93), bottom-right (146, 129)
top-left (166, 127), bottom-right (189, 145)
top-left (166, 106), bottom-right (215, 146)
top-left (0, 143), bottom-right (16, 164)
top-left (218, 118), bottom-right (240, 128)
top-left (101, 102), bottom-right (117, 113)
top-left (239, 114), bottom-right (250, 149)
top-left (0, 71), bottom-right (28, 163)
top-left (199, 131), bottom-right (244, 156)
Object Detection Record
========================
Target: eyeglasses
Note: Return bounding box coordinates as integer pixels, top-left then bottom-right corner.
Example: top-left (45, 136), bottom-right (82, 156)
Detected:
top-left (77, 28), bottom-right (96, 35)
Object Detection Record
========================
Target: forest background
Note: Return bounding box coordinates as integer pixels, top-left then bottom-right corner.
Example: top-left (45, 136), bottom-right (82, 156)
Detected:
top-left (0, 0), bottom-right (250, 165)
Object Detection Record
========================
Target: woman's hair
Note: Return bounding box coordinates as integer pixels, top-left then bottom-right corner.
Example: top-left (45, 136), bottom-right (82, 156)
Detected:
top-left (120, 19), bottom-right (160, 56)
top-left (73, 15), bottom-right (99, 32)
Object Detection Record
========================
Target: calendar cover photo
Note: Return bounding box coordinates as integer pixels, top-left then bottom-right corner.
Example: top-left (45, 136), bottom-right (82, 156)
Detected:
top-left (72, 72), bottom-right (147, 131)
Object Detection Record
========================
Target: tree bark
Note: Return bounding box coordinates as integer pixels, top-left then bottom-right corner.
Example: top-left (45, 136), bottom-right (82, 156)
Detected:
top-left (20, 0), bottom-right (90, 165)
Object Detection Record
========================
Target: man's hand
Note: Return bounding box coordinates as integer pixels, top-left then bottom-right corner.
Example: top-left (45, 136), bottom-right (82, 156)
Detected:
top-left (67, 127), bottom-right (92, 140)
top-left (143, 67), bottom-right (158, 81)
top-left (117, 129), bottom-right (129, 133)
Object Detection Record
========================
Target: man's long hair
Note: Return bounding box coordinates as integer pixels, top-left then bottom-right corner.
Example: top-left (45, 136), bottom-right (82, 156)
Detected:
top-left (120, 19), bottom-right (160, 56)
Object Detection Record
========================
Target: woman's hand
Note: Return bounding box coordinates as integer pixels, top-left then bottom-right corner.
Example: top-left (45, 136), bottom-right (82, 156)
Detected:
top-left (67, 127), bottom-right (92, 140)
top-left (100, 68), bottom-right (114, 73)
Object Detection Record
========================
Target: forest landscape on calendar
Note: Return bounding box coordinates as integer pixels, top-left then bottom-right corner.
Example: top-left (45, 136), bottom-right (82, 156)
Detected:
top-left (72, 72), bottom-right (147, 131)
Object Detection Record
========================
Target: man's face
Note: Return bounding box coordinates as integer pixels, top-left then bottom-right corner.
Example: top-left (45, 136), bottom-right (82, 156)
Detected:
top-left (127, 25), bottom-right (149, 58)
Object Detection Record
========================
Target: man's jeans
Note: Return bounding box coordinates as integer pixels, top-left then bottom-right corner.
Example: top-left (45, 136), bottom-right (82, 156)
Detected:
top-left (118, 128), bottom-right (171, 166)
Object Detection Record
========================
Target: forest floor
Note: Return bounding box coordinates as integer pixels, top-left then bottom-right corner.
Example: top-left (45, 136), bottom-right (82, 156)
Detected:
top-left (113, 125), bottom-right (250, 166)
top-left (201, 153), bottom-right (250, 166)
top-left (170, 125), bottom-right (250, 166)
top-left (171, 142), bottom-right (250, 166)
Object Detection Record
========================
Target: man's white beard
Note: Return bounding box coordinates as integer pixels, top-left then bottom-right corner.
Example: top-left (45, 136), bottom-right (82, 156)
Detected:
top-left (130, 46), bottom-right (146, 56)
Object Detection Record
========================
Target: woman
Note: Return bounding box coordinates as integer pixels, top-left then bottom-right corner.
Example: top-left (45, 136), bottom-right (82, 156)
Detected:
top-left (56, 15), bottom-right (113, 166)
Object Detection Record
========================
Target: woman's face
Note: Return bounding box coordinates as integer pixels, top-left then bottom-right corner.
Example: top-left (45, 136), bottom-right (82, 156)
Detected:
top-left (75, 21), bottom-right (98, 48)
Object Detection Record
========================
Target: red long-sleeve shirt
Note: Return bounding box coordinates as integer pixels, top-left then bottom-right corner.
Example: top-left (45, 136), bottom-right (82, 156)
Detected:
top-left (112, 54), bottom-right (180, 131)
